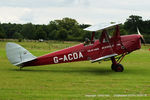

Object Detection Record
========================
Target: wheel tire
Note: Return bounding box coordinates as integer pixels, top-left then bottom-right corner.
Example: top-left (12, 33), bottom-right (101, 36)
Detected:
top-left (114, 64), bottom-right (124, 72)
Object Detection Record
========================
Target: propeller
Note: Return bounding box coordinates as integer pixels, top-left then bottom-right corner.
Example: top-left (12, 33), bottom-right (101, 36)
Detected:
top-left (137, 27), bottom-right (146, 45)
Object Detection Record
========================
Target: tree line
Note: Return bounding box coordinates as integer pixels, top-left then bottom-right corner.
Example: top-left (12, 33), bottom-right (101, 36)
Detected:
top-left (0, 15), bottom-right (150, 43)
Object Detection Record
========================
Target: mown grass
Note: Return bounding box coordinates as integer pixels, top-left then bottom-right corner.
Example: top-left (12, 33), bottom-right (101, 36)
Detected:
top-left (0, 41), bottom-right (150, 100)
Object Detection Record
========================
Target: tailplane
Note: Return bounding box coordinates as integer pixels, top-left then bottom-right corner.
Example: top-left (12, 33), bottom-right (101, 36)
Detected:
top-left (6, 42), bottom-right (37, 67)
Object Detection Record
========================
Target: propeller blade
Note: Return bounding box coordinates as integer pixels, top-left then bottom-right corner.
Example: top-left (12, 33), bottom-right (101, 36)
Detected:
top-left (137, 27), bottom-right (141, 35)
top-left (137, 27), bottom-right (146, 45)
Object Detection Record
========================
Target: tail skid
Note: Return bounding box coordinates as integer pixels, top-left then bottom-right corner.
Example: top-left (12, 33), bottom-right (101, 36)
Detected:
top-left (6, 42), bottom-right (37, 67)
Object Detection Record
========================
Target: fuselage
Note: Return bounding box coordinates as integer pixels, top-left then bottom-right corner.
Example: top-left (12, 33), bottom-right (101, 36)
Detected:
top-left (23, 34), bottom-right (142, 67)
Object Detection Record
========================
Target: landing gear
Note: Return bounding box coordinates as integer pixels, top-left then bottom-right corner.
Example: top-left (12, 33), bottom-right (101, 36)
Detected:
top-left (19, 67), bottom-right (22, 70)
top-left (111, 53), bottom-right (127, 72)
top-left (19, 66), bottom-right (23, 70)
top-left (111, 64), bottom-right (115, 70)
top-left (111, 64), bottom-right (124, 72)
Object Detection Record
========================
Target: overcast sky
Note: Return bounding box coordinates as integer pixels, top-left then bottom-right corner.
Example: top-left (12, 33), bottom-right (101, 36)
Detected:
top-left (0, 0), bottom-right (150, 25)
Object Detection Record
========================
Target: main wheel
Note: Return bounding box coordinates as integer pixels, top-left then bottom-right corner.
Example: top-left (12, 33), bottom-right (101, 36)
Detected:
top-left (114, 64), bottom-right (124, 72)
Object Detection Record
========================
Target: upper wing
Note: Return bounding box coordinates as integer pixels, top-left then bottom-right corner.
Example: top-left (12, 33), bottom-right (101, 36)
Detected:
top-left (91, 53), bottom-right (118, 63)
top-left (84, 22), bottom-right (122, 32)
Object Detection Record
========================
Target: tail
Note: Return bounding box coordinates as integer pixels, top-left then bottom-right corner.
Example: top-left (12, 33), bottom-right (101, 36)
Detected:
top-left (6, 42), bottom-right (37, 67)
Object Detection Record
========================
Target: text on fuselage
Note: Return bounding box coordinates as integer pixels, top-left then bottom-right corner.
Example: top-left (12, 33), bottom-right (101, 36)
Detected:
top-left (102, 44), bottom-right (121, 49)
top-left (53, 52), bottom-right (83, 63)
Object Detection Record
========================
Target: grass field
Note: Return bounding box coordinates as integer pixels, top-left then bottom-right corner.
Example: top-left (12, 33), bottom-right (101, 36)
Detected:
top-left (0, 41), bottom-right (150, 100)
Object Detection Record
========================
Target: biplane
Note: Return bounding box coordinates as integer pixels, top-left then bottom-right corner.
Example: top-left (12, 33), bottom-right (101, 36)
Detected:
top-left (6, 23), bottom-right (144, 72)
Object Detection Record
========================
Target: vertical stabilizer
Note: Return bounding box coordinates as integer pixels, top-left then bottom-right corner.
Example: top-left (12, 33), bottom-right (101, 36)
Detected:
top-left (6, 42), bottom-right (37, 66)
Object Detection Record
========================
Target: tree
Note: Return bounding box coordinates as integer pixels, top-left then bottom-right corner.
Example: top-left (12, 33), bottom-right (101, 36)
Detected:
top-left (21, 23), bottom-right (36, 39)
top-left (0, 23), bottom-right (5, 38)
top-left (12, 32), bottom-right (23, 39)
top-left (0, 32), bottom-right (6, 38)
top-left (48, 30), bottom-right (59, 40)
top-left (47, 17), bottom-right (84, 41)
top-left (35, 26), bottom-right (47, 40)
top-left (80, 24), bottom-right (91, 29)
top-left (57, 28), bottom-right (68, 41)
top-left (124, 15), bottom-right (143, 33)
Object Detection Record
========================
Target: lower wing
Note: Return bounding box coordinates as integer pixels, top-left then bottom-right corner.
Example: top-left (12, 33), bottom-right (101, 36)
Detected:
top-left (91, 53), bottom-right (118, 63)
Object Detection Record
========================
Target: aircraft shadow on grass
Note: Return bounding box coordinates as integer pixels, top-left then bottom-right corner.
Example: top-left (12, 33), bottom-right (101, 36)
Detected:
top-left (10, 66), bottom-right (115, 75)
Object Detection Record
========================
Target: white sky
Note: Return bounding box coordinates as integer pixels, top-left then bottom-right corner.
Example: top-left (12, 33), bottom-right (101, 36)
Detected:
top-left (0, 0), bottom-right (150, 25)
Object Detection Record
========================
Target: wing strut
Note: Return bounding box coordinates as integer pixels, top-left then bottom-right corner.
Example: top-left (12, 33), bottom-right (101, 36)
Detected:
top-left (91, 32), bottom-right (95, 43)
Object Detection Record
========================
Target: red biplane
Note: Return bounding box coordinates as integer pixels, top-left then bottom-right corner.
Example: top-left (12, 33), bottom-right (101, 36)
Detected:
top-left (6, 23), bottom-right (144, 72)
